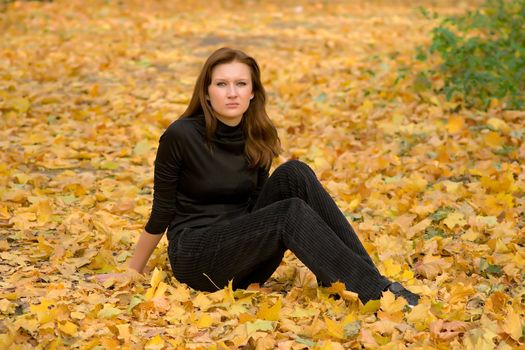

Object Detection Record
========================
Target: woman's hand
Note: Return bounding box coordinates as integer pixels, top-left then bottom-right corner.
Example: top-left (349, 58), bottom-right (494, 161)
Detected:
top-left (92, 269), bottom-right (143, 283)
top-left (92, 230), bottom-right (164, 284)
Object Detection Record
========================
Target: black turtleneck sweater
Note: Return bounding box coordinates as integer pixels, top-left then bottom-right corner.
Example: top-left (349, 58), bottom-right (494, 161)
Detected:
top-left (144, 114), bottom-right (269, 240)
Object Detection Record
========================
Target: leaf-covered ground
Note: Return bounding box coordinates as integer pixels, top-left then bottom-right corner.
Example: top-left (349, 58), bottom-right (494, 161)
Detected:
top-left (0, 1), bottom-right (524, 349)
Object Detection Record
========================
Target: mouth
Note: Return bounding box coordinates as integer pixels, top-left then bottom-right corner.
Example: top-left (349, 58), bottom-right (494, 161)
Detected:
top-left (226, 103), bottom-right (239, 108)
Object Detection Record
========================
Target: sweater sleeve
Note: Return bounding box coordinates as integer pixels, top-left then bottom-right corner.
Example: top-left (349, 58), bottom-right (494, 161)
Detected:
top-left (248, 165), bottom-right (269, 211)
top-left (144, 125), bottom-right (183, 234)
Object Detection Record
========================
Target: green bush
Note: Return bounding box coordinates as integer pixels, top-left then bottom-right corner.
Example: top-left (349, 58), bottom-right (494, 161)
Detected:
top-left (417, 0), bottom-right (525, 110)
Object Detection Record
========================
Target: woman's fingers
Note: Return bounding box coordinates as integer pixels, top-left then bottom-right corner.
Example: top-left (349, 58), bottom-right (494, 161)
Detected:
top-left (92, 271), bottom-right (143, 283)
top-left (92, 273), bottom-right (122, 282)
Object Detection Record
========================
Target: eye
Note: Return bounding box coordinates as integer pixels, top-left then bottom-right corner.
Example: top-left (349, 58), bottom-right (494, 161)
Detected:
top-left (217, 82), bottom-right (227, 87)
top-left (237, 82), bottom-right (247, 86)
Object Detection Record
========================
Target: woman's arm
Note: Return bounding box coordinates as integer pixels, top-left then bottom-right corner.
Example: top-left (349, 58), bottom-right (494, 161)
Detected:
top-left (127, 230), bottom-right (164, 273)
top-left (95, 124), bottom-right (183, 283)
top-left (248, 166), bottom-right (270, 211)
top-left (94, 230), bottom-right (164, 282)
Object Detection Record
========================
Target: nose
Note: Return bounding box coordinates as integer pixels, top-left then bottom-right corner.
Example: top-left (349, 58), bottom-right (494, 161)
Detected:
top-left (227, 84), bottom-right (237, 98)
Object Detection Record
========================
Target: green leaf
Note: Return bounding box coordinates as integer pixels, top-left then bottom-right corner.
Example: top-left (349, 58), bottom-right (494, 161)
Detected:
top-left (384, 174), bottom-right (402, 184)
top-left (133, 139), bottom-right (150, 156)
top-left (493, 145), bottom-right (516, 156)
top-left (430, 207), bottom-right (453, 222)
top-left (117, 251), bottom-right (131, 263)
top-left (99, 161), bottom-right (119, 170)
top-left (58, 195), bottom-right (78, 204)
top-left (295, 336), bottom-right (316, 347)
top-left (47, 115), bottom-right (58, 124)
top-left (344, 321), bottom-right (361, 338)
top-left (10, 97), bottom-right (30, 113)
top-left (246, 319), bottom-right (274, 334)
top-left (137, 59), bottom-right (151, 67)
top-left (345, 212), bottom-right (363, 222)
top-left (361, 299), bottom-right (380, 314)
top-left (413, 72), bottom-right (432, 92)
top-left (416, 0), bottom-right (525, 110)
top-left (97, 304), bottom-right (122, 318)
top-left (480, 258), bottom-right (503, 277)
top-left (415, 46), bottom-right (428, 61)
top-left (314, 92), bottom-right (327, 103)
top-left (424, 226), bottom-right (446, 240)
top-left (486, 264), bottom-right (503, 276)
top-left (129, 294), bottom-right (144, 311)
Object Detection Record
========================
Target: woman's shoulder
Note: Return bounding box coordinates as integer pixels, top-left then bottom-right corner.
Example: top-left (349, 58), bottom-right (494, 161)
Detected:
top-left (163, 115), bottom-right (205, 139)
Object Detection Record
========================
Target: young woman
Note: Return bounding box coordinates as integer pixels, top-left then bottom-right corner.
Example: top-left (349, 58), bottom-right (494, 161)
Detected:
top-left (97, 47), bottom-right (420, 306)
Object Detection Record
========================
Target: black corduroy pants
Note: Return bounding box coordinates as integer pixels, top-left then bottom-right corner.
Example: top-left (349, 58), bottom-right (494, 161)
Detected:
top-left (168, 160), bottom-right (391, 303)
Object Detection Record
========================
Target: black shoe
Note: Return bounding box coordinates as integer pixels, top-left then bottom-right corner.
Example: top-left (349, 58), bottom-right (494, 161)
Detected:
top-left (385, 282), bottom-right (420, 307)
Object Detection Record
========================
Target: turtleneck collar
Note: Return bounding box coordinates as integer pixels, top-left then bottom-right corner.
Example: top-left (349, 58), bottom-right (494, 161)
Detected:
top-left (215, 118), bottom-right (244, 139)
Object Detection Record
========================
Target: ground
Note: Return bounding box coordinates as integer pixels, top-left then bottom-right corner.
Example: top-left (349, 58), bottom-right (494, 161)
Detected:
top-left (0, 0), bottom-right (524, 349)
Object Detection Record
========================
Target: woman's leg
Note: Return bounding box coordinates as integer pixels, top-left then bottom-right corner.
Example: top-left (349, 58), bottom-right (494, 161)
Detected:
top-left (254, 160), bottom-right (419, 305)
top-left (253, 160), bottom-right (376, 267)
top-left (169, 197), bottom-right (391, 303)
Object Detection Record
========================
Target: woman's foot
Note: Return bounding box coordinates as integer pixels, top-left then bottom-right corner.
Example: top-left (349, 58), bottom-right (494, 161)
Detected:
top-left (385, 282), bottom-right (420, 307)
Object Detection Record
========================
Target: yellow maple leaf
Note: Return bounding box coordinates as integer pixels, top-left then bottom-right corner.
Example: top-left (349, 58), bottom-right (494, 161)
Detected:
top-left (154, 281), bottom-right (168, 298)
top-left (45, 338), bottom-right (62, 350)
top-left (116, 324), bottom-right (131, 342)
top-left (446, 115), bottom-right (464, 134)
top-left (324, 316), bottom-right (345, 340)
top-left (487, 117), bottom-right (510, 133)
top-left (481, 172), bottom-right (516, 193)
top-left (13, 318), bottom-right (39, 333)
top-left (145, 335), bottom-right (165, 350)
top-left (415, 255), bottom-right (453, 279)
top-left (256, 299), bottom-right (281, 321)
top-left (404, 173), bottom-right (428, 193)
top-left (380, 290), bottom-right (406, 316)
top-left (449, 283), bottom-right (475, 305)
top-left (359, 98), bottom-right (374, 113)
top-left (406, 303), bottom-right (435, 331)
top-left (314, 156), bottom-right (331, 173)
top-left (0, 299), bottom-right (13, 314)
top-left (196, 314), bottom-right (213, 328)
top-left (361, 299), bottom-right (381, 314)
top-left (13, 173), bottom-right (30, 184)
top-left (443, 212), bottom-right (466, 229)
top-left (484, 131), bottom-right (504, 148)
top-left (36, 199), bottom-right (53, 225)
top-left (36, 236), bottom-right (54, 258)
top-left (192, 292), bottom-right (213, 310)
top-left (145, 268), bottom-right (166, 300)
top-left (58, 321), bottom-right (78, 337)
top-left (70, 311), bottom-right (85, 320)
top-left (461, 229), bottom-right (480, 241)
top-left (484, 291), bottom-right (508, 314)
top-left (97, 303), bottom-right (122, 318)
top-left (442, 180), bottom-right (462, 194)
top-left (347, 194), bottom-right (361, 212)
top-left (30, 299), bottom-right (58, 324)
top-left (382, 258), bottom-right (402, 278)
top-left (246, 319), bottom-right (274, 334)
top-left (0, 205), bottom-right (10, 220)
top-left (408, 218), bottom-right (432, 238)
top-left (0, 334), bottom-right (13, 349)
top-left (464, 328), bottom-right (499, 350)
top-left (501, 305), bottom-right (523, 341)
top-left (10, 97), bottom-right (31, 113)
top-left (149, 267), bottom-right (165, 288)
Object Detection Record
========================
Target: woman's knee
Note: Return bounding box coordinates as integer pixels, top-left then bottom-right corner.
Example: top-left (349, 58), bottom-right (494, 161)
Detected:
top-left (274, 160), bottom-right (315, 179)
top-left (280, 197), bottom-right (311, 217)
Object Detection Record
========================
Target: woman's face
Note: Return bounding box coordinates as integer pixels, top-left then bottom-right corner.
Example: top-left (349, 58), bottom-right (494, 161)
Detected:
top-left (207, 61), bottom-right (254, 126)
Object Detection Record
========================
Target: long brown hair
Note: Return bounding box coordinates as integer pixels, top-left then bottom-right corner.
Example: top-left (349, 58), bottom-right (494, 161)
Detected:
top-left (180, 47), bottom-right (281, 170)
